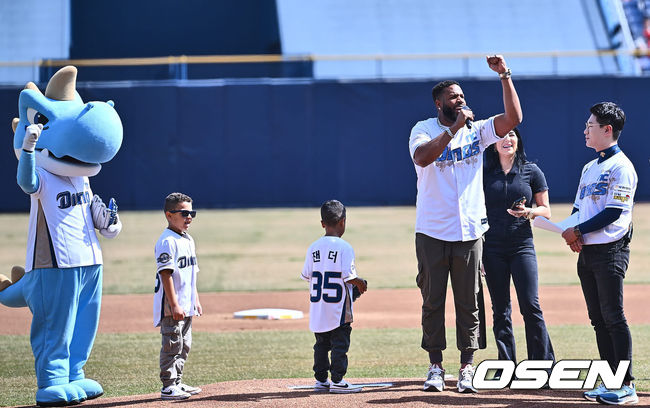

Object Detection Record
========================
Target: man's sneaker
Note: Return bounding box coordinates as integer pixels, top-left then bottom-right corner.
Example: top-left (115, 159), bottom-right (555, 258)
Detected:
top-left (160, 385), bottom-right (191, 400)
top-left (329, 379), bottom-right (362, 393)
top-left (584, 383), bottom-right (609, 401)
top-left (177, 383), bottom-right (202, 395)
top-left (314, 379), bottom-right (331, 391)
top-left (423, 365), bottom-right (445, 392)
top-left (597, 384), bottom-right (639, 405)
top-left (457, 365), bottom-right (478, 393)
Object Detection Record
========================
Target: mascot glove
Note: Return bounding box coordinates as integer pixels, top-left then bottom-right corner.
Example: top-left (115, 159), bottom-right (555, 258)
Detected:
top-left (91, 195), bottom-right (112, 230)
top-left (99, 215), bottom-right (122, 239)
top-left (22, 124), bottom-right (43, 152)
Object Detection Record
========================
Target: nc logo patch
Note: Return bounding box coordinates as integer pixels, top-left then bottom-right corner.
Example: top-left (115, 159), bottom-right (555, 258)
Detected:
top-left (157, 253), bottom-right (171, 264)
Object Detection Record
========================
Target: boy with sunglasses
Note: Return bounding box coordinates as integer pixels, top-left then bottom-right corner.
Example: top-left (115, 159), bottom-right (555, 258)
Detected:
top-left (154, 192), bottom-right (203, 400)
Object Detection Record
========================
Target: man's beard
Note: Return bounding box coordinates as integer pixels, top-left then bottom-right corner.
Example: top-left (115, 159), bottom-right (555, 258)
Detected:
top-left (441, 103), bottom-right (457, 122)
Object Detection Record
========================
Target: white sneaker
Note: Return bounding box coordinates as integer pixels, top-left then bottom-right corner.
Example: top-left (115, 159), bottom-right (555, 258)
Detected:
top-left (329, 379), bottom-right (362, 393)
top-left (424, 365), bottom-right (445, 392)
top-left (161, 385), bottom-right (191, 400)
top-left (314, 379), bottom-right (331, 391)
top-left (177, 383), bottom-right (202, 395)
top-left (457, 365), bottom-right (478, 393)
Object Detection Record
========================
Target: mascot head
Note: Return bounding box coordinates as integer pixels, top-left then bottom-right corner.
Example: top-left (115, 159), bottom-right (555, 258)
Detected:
top-left (12, 66), bottom-right (123, 177)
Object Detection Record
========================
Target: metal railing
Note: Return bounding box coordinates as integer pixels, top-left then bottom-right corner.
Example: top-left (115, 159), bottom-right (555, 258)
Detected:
top-left (1, 49), bottom-right (649, 82)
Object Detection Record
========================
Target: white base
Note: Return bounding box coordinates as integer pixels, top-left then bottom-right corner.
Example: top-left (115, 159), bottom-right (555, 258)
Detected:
top-left (290, 382), bottom-right (393, 389)
top-left (233, 308), bottom-right (304, 320)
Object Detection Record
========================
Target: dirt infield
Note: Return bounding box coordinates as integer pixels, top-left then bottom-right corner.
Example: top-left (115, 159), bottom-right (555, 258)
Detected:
top-left (19, 378), bottom-right (648, 408)
top-left (3, 286), bottom-right (650, 407)
top-left (2, 285), bottom-right (650, 335)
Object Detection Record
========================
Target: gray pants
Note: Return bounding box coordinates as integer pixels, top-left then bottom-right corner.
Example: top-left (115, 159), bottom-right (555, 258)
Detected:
top-left (415, 233), bottom-right (482, 353)
top-left (160, 316), bottom-right (192, 388)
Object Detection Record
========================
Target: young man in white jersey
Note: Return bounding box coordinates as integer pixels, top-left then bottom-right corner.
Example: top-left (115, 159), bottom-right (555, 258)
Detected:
top-left (561, 102), bottom-right (638, 405)
top-left (408, 55), bottom-right (522, 393)
top-left (301, 200), bottom-right (367, 393)
top-left (154, 192), bottom-right (203, 400)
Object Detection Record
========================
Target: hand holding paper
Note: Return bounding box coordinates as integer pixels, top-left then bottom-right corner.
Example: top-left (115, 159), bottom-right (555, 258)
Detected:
top-left (532, 212), bottom-right (580, 234)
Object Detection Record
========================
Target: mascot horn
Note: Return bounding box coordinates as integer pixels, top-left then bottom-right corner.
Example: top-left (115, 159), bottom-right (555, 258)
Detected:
top-left (0, 66), bottom-right (123, 407)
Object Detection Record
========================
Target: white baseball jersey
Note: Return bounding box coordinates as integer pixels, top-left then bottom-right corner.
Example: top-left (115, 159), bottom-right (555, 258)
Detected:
top-left (153, 229), bottom-right (200, 327)
top-left (573, 150), bottom-right (637, 245)
top-left (409, 116), bottom-right (501, 241)
top-left (301, 236), bottom-right (357, 333)
top-left (25, 167), bottom-right (102, 272)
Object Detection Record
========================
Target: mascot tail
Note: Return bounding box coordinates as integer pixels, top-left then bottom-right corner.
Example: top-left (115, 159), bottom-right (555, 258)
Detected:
top-left (0, 266), bottom-right (28, 307)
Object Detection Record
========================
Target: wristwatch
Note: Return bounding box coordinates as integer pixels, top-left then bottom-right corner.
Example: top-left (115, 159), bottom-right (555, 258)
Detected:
top-left (499, 68), bottom-right (512, 79)
top-left (573, 225), bottom-right (582, 239)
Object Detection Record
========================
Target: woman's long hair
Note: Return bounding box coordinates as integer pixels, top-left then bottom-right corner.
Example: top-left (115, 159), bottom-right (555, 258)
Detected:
top-left (484, 127), bottom-right (528, 172)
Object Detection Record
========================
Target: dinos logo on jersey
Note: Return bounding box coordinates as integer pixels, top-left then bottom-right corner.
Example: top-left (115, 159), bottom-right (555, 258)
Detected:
top-left (177, 256), bottom-right (197, 268)
top-left (580, 171), bottom-right (610, 199)
top-left (157, 253), bottom-right (171, 264)
top-left (57, 190), bottom-right (91, 209)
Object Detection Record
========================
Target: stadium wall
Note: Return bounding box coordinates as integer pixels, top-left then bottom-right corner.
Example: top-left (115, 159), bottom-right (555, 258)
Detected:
top-left (69, 0), bottom-right (282, 58)
top-left (0, 77), bottom-right (647, 211)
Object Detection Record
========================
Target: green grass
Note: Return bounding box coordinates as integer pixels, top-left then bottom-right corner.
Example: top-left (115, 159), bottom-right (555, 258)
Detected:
top-left (0, 205), bottom-right (648, 406)
top-left (1, 325), bottom-right (648, 407)
top-left (0, 204), bottom-right (648, 294)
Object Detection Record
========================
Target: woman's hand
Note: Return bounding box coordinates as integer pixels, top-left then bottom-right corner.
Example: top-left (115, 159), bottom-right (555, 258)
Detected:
top-left (507, 206), bottom-right (530, 218)
top-left (507, 199), bottom-right (532, 219)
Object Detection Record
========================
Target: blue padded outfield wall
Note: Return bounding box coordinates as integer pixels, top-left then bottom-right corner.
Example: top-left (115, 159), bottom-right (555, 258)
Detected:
top-left (0, 77), bottom-right (647, 211)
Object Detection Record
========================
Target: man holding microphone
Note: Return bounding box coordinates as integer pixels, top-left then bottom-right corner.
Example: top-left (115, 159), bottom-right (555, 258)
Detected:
top-left (408, 55), bottom-right (522, 394)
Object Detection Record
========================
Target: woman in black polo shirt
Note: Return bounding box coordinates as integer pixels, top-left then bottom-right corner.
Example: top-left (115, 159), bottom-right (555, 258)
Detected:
top-left (482, 127), bottom-right (555, 365)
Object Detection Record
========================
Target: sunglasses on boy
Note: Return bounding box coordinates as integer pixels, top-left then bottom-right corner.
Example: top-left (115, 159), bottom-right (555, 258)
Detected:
top-left (168, 210), bottom-right (197, 218)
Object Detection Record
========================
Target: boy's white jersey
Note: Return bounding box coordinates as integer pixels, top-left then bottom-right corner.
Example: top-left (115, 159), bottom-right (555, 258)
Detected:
top-left (25, 167), bottom-right (102, 272)
top-left (153, 229), bottom-right (200, 327)
top-left (573, 151), bottom-right (637, 245)
top-left (301, 236), bottom-right (358, 333)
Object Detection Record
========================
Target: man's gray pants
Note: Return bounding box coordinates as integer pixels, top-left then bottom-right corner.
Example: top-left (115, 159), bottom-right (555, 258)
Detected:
top-left (415, 233), bottom-right (482, 354)
top-left (160, 316), bottom-right (192, 388)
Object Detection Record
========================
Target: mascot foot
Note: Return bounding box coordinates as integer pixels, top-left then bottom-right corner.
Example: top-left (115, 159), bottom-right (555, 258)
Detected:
top-left (36, 383), bottom-right (87, 407)
top-left (35, 385), bottom-right (77, 407)
top-left (70, 378), bottom-right (103, 400)
top-left (64, 382), bottom-right (87, 403)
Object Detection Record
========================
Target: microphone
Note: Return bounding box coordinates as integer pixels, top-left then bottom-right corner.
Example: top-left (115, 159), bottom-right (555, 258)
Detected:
top-left (462, 106), bottom-right (472, 129)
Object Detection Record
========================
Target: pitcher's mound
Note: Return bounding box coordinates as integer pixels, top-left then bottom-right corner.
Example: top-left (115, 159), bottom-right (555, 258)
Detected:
top-left (77, 378), bottom-right (648, 407)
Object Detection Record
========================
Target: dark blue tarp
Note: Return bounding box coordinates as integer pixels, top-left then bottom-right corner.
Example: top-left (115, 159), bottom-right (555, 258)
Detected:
top-left (0, 76), bottom-right (647, 211)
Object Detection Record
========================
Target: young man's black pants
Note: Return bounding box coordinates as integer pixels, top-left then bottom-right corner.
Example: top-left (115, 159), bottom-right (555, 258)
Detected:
top-left (578, 234), bottom-right (634, 383)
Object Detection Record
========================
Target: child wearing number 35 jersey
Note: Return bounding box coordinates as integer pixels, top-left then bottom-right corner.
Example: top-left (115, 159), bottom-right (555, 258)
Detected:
top-left (301, 200), bottom-right (368, 393)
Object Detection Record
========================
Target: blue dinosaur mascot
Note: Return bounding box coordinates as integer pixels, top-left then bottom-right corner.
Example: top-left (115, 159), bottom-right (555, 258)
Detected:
top-left (0, 66), bottom-right (123, 407)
